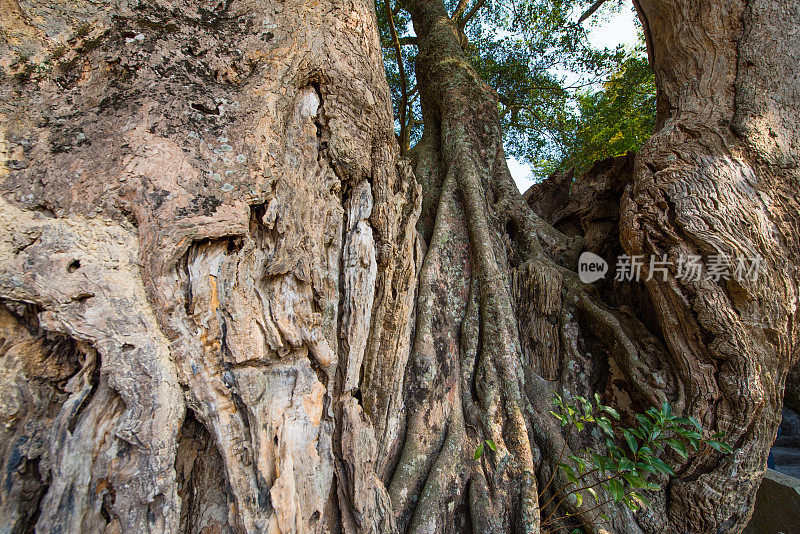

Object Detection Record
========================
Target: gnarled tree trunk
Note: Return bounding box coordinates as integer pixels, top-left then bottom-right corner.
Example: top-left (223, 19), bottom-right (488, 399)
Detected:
top-left (0, 0), bottom-right (419, 531)
top-left (0, 0), bottom-right (797, 533)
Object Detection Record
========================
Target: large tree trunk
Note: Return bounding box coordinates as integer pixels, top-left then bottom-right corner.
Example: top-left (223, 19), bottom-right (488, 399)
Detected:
top-left (385, 0), bottom-right (800, 532)
top-left (619, 1), bottom-right (800, 530)
top-left (0, 0), bottom-right (420, 532)
top-left (0, 0), bottom-right (797, 533)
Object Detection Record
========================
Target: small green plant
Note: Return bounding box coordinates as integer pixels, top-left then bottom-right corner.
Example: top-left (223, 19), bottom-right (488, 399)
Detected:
top-left (473, 438), bottom-right (497, 459)
top-left (539, 394), bottom-right (731, 531)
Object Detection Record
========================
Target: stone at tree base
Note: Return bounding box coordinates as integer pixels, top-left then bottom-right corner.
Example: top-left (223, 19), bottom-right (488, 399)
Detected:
top-left (743, 469), bottom-right (800, 534)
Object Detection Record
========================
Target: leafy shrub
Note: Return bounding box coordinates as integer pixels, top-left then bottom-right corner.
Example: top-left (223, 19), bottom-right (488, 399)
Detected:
top-left (540, 394), bottom-right (731, 530)
top-left (475, 393), bottom-right (732, 531)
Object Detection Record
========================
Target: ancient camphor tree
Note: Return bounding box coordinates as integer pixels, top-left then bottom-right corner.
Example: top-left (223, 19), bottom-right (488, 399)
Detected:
top-left (0, 0), bottom-right (797, 533)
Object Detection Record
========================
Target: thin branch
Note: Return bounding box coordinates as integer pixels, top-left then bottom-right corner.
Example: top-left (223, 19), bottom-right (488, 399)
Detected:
top-left (384, 0), bottom-right (409, 154)
top-left (578, 0), bottom-right (608, 24)
top-left (541, 470), bottom-right (612, 524)
top-left (541, 488), bottom-right (637, 528)
top-left (584, 508), bottom-right (613, 529)
top-left (452, 0), bottom-right (471, 22)
top-left (458, 0), bottom-right (488, 29)
top-left (539, 465), bottom-right (603, 515)
top-left (402, 113), bottom-right (419, 152)
top-left (537, 421), bottom-right (575, 498)
top-left (499, 104), bottom-right (519, 120)
top-left (398, 36), bottom-right (418, 46)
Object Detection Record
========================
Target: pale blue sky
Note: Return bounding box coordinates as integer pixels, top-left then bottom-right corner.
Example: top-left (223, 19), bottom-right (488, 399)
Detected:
top-left (509, 2), bottom-right (641, 192)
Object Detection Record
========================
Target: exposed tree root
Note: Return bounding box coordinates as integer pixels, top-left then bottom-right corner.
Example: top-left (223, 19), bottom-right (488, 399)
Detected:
top-left (381, 2), bottom-right (698, 533)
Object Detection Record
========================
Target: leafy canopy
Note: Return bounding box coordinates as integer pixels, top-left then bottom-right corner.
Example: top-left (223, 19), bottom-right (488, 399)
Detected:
top-left (376, 0), bottom-right (656, 181)
top-left (534, 51), bottom-right (656, 178)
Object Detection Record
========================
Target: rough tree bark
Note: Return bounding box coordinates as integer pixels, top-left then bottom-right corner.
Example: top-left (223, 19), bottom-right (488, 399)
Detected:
top-left (0, 1), bottom-right (420, 532)
top-left (0, 0), bottom-right (797, 533)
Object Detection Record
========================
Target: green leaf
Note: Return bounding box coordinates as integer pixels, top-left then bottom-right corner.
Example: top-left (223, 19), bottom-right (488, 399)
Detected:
top-left (597, 418), bottom-right (614, 436)
top-left (635, 414), bottom-right (653, 434)
top-left (619, 458), bottom-right (635, 472)
top-left (624, 429), bottom-right (638, 454)
top-left (675, 428), bottom-right (702, 440)
top-left (485, 439), bottom-right (497, 452)
top-left (622, 472), bottom-right (645, 488)
top-left (606, 440), bottom-right (623, 461)
top-left (646, 407), bottom-right (661, 422)
top-left (601, 405), bottom-right (620, 420)
top-left (623, 473), bottom-right (659, 491)
top-left (568, 454), bottom-right (586, 474)
top-left (574, 492), bottom-right (583, 507)
top-left (673, 417), bottom-right (691, 427)
top-left (667, 438), bottom-right (687, 458)
top-left (559, 463), bottom-right (578, 484)
top-left (623, 495), bottom-right (639, 512)
top-left (636, 462), bottom-right (657, 474)
top-left (592, 452), bottom-right (610, 473)
top-left (587, 487), bottom-right (599, 504)
top-left (630, 490), bottom-right (651, 509)
top-left (474, 442), bottom-right (484, 460)
top-left (707, 440), bottom-right (733, 454)
top-left (688, 416), bottom-right (702, 432)
top-left (607, 479), bottom-right (624, 503)
top-left (649, 457), bottom-right (675, 476)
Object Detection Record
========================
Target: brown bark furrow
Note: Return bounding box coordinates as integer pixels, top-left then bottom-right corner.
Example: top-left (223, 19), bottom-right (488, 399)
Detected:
top-left (0, 197), bottom-right (183, 532)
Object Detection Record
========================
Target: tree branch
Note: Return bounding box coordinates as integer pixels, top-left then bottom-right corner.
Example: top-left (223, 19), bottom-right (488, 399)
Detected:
top-left (541, 487), bottom-right (637, 529)
top-left (541, 470), bottom-right (612, 523)
top-left (458, 0), bottom-right (487, 29)
top-left (384, 0), bottom-right (409, 154)
top-left (578, 0), bottom-right (608, 24)
top-left (451, 0), bottom-right (470, 22)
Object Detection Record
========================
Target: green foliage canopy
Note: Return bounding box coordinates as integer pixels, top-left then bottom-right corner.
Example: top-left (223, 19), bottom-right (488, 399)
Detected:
top-left (536, 53), bottom-right (656, 178)
top-left (376, 0), bottom-right (656, 182)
